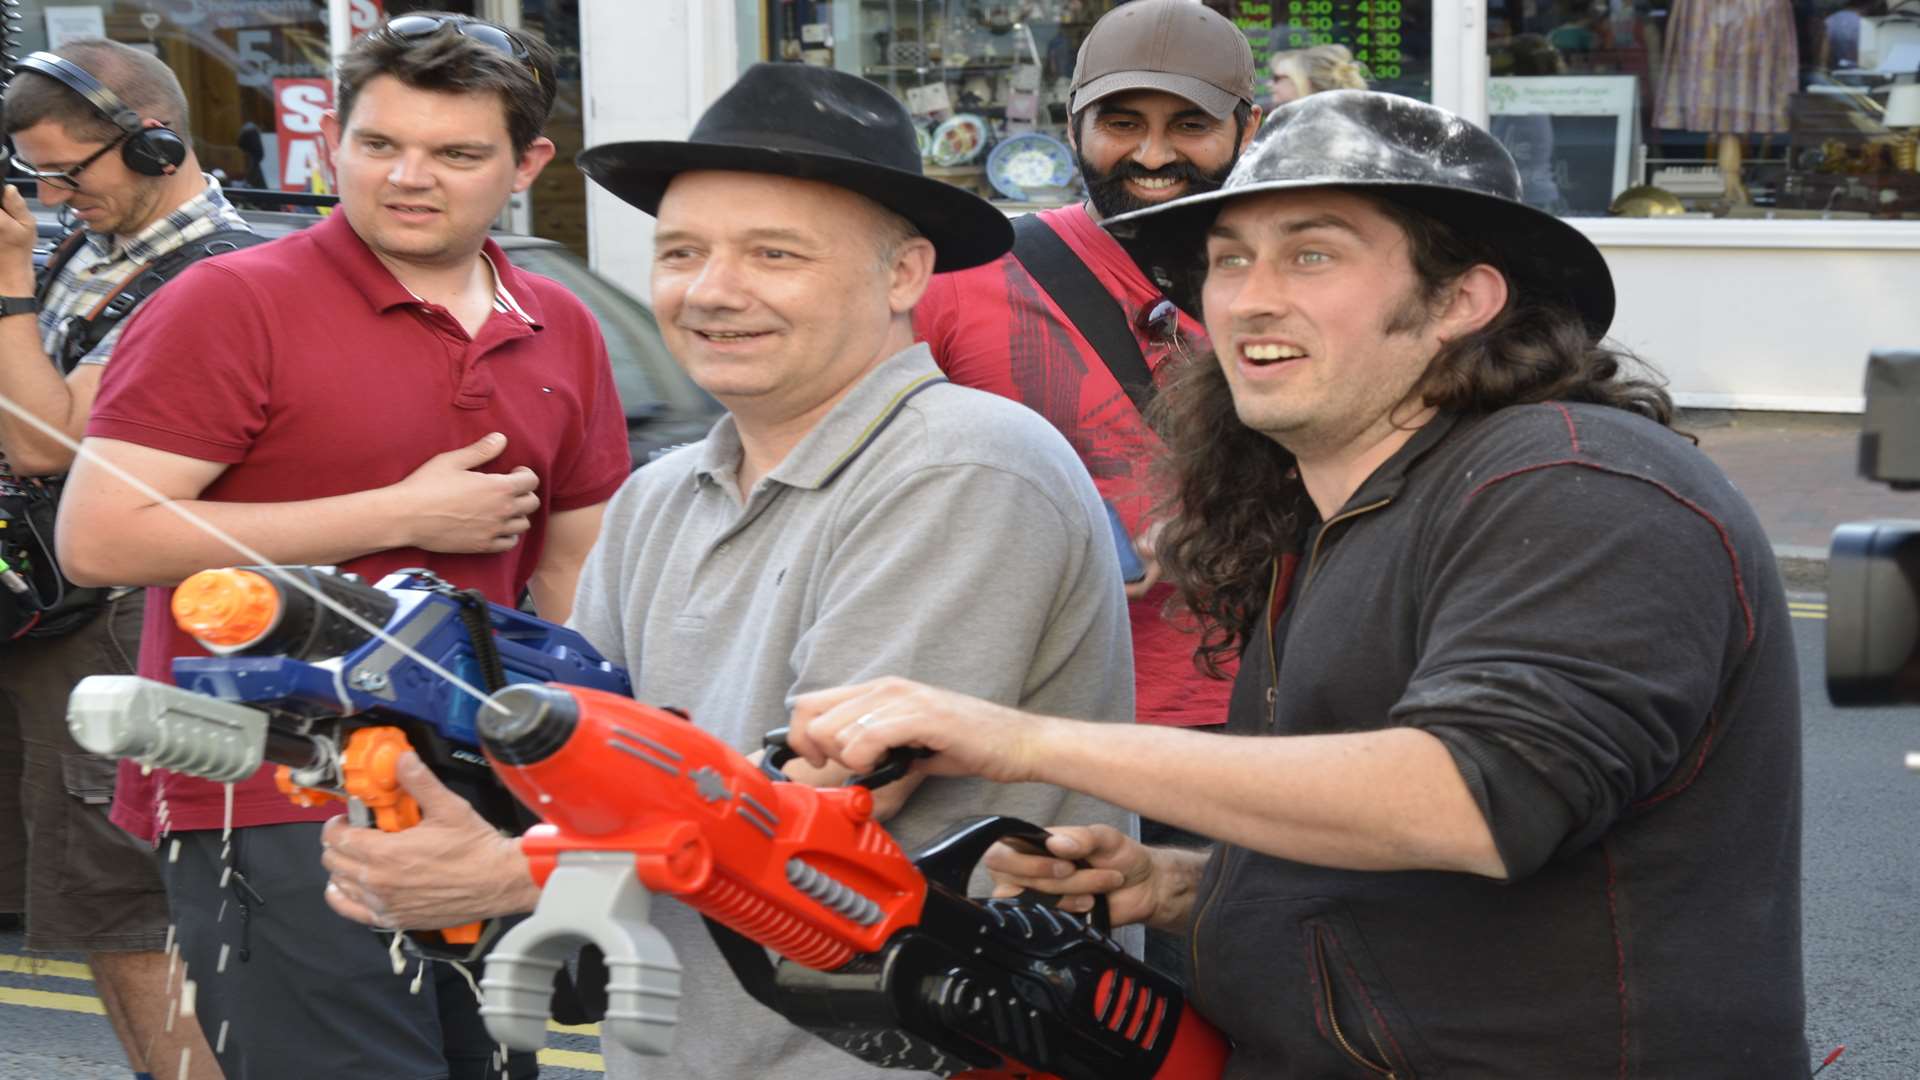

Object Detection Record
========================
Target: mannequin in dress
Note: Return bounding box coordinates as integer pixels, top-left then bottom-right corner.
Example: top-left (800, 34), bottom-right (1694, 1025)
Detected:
top-left (1654, 0), bottom-right (1800, 203)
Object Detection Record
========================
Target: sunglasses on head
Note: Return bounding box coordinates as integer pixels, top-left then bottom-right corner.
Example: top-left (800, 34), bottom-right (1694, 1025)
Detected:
top-left (8, 130), bottom-right (130, 192)
top-left (1136, 298), bottom-right (1181, 346)
top-left (378, 14), bottom-right (542, 88)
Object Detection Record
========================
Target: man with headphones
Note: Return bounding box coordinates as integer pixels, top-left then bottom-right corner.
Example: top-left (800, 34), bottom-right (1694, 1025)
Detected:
top-left (0, 37), bottom-right (241, 1080)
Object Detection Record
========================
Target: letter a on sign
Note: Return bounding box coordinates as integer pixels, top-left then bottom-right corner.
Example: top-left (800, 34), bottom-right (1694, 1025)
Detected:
top-left (274, 78), bottom-right (334, 193)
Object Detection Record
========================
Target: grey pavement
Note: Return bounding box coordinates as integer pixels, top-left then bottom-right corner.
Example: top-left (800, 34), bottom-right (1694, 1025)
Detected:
top-left (1685, 409), bottom-right (1905, 593)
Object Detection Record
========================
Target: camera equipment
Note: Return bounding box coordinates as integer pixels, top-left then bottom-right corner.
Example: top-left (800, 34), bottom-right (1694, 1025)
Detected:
top-left (1825, 351), bottom-right (1920, 720)
top-left (0, 470), bottom-right (102, 639)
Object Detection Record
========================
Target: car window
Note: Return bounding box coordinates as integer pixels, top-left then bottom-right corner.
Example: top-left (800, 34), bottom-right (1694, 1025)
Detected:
top-left (500, 245), bottom-right (717, 424)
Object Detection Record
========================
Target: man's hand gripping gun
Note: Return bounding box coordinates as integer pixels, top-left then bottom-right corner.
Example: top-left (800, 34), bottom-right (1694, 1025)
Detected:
top-left (474, 683), bottom-right (1229, 1080)
top-left (66, 565), bottom-right (631, 959)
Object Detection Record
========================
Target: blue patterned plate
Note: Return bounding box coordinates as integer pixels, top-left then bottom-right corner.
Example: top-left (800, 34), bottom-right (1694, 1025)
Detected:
top-left (986, 131), bottom-right (1075, 200)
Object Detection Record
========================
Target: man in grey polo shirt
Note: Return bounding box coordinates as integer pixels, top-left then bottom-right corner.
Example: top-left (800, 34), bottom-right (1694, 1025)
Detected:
top-left (318, 63), bottom-right (1134, 1079)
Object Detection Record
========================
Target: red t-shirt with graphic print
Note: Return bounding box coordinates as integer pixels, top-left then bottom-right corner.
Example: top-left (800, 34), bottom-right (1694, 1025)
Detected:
top-left (914, 203), bottom-right (1235, 727)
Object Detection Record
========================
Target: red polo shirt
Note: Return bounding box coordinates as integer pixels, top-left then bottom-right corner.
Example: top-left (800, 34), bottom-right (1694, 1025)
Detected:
top-left (87, 211), bottom-right (631, 842)
top-left (915, 204), bottom-right (1236, 727)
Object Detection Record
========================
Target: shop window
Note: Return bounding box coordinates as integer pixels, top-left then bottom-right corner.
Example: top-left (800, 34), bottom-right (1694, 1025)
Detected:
top-left (1486, 0), bottom-right (1920, 220)
top-left (764, 0), bottom-right (1432, 209)
top-left (4, 0), bottom-right (342, 195)
top-left (1231, 0), bottom-right (1433, 104)
top-left (520, 0), bottom-right (589, 258)
top-left (5, 1), bottom-right (589, 251)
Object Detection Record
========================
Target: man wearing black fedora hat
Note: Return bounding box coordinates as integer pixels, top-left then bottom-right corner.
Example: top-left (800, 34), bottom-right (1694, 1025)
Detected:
top-left (786, 90), bottom-right (1807, 1075)
top-left (315, 62), bottom-right (1137, 1079)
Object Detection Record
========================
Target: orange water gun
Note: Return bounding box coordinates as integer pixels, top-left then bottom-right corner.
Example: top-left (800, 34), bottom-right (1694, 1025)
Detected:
top-left (475, 683), bottom-right (1230, 1079)
top-left (68, 565), bottom-right (631, 960)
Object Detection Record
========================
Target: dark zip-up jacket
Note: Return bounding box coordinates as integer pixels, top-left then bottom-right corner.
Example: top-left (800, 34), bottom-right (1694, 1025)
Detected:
top-left (1186, 403), bottom-right (1806, 1078)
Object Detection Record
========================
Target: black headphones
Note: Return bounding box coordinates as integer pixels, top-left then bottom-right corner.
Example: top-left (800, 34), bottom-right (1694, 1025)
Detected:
top-left (15, 51), bottom-right (188, 177)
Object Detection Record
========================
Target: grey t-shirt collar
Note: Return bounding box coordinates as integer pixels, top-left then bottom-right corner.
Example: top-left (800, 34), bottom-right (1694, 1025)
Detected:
top-left (692, 342), bottom-right (948, 494)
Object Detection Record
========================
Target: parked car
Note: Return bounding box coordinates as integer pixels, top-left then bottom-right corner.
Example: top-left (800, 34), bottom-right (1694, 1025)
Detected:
top-left (28, 189), bottom-right (721, 469)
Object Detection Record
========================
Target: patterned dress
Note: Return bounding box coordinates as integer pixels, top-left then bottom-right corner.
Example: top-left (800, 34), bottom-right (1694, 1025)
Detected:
top-left (1655, 0), bottom-right (1800, 133)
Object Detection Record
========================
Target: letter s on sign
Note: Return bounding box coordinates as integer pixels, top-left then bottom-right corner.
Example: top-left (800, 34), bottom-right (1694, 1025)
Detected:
top-left (349, 0), bottom-right (382, 34)
top-left (279, 84), bottom-right (331, 135)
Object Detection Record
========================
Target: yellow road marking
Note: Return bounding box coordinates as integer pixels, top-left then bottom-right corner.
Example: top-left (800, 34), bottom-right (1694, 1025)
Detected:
top-left (537, 1047), bottom-right (605, 1070)
top-left (1789, 600), bottom-right (1827, 621)
top-left (0, 985), bottom-right (104, 1015)
top-left (0, 954), bottom-right (92, 981)
top-left (2, 952), bottom-right (604, 1069)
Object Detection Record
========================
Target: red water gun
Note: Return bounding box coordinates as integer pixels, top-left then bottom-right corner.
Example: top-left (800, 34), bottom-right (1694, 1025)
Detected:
top-left (473, 683), bottom-right (1229, 1079)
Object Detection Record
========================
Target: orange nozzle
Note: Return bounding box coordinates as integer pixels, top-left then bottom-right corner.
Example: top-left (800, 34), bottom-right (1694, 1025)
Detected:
top-left (274, 765), bottom-right (340, 809)
top-left (173, 568), bottom-right (280, 648)
top-left (438, 922), bottom-right (482, 945)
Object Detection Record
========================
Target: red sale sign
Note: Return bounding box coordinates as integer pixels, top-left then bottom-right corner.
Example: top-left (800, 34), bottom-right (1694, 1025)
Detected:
top-left (350, 0), bottom-right (385, 38)
top-left (273, 78), bottom-right (332, 193)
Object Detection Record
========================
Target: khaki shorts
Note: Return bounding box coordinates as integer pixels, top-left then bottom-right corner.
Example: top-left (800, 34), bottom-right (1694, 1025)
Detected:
top-left (0, 591), bottom-right (169, 953)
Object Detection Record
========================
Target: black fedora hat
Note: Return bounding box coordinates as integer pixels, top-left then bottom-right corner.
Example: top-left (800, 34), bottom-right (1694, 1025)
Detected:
top-left (1110, 90), bottom-right (1615, 340)
top-left (576, 63), bottom-right (1013, 273)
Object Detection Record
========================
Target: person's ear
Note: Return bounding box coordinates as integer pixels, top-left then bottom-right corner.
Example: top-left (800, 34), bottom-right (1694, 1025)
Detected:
top-left (320, 110), bottom-right (342, 170)
top-left (513, 136), bottom-right (557, 192)
top-left (887, 236), bottom-right (937, 315)
top-left (1240, 105), bottom-right (1264, 151)
top-left (1434, 264), bottom-right (1509, 341)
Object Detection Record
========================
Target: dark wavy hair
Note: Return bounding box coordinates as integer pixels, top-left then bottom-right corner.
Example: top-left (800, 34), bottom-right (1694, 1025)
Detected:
top-left (337, 12), bottom-right (558, 156)
top-left (1151, 192), bottom-right (1677, 677)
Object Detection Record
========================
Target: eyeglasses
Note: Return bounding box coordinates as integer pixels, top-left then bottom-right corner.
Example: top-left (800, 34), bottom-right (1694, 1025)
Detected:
top-left (378, 14), bottom-right (542, 89)
top-left (8, 130), bottom-right (129, 192)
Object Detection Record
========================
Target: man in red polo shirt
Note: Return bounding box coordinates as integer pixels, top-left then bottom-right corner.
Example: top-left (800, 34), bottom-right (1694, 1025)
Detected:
top-left (57, 16), bottom-right (628, 1080)
top-left (912, 0), bottom-right (1261, 977)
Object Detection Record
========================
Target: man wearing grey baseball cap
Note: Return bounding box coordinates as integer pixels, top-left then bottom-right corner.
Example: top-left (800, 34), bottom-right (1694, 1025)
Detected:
top-left (1067, 0), bottom-right (1262, 219)
top-left (916, 2), bottom-right (1262, 983)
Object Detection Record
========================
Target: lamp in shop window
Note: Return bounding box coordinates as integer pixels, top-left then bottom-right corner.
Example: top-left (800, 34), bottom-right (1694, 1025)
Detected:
top-left (1885, 84), bottom-right (1920, 172)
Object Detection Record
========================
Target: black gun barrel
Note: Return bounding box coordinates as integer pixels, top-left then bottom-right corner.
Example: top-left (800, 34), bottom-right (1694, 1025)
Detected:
top-left (172, 566), bottom-right (397, 661)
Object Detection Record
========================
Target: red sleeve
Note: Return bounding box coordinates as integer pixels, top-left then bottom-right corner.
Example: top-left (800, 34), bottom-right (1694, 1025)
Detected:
top-left (86, 262), bottom-right (272, 462)
top-left (547, 303), bottom-right (634, 512)
top-left (914, 264), bottom-right (1012, 396)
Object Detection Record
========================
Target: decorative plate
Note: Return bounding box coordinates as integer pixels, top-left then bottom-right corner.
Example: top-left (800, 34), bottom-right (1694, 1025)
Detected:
top-left (916, 125), bottom-right (933, 159)
top-left (929, 114), bottom-right (989, 167)
top-left (986, 131), bottom-right (1075, 200)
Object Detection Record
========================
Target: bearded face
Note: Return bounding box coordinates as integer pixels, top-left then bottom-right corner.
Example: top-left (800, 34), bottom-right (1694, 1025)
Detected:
top-left (1078, 151), bottom-right (1238, 220)
top-left (1069, 91), bottom-right (1250, 220)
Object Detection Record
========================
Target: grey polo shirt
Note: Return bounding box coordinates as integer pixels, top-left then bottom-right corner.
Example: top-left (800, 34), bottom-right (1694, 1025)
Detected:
top-left (572, 343), bottom-right (1135, 1080)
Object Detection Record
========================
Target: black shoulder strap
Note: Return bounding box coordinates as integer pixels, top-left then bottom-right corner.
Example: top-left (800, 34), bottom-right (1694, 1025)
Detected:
top-left (1009, 213), bottom-right (1156, 416)
top-left (54, 226), bottom-right (267, 373)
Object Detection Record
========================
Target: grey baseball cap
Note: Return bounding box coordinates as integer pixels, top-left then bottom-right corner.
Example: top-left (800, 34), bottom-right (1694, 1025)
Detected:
top-left (1069, 0), bottom-right (1257, 120)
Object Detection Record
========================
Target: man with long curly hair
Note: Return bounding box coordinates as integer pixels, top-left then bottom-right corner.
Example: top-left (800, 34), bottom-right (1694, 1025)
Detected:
top-left (785, 90), bottom-right (1806, 1076)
